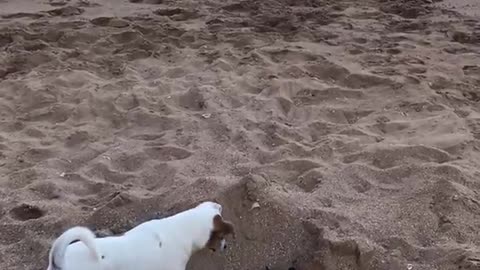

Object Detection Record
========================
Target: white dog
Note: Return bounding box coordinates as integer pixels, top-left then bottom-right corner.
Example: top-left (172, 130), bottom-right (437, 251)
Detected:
top-left (46, 201), bottom-right (235, 270)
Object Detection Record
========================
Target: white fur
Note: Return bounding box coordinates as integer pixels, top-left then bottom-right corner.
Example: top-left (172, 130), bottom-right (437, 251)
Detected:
top-left (220, 239), bottom-right (227, 251)
top-left (46, 201), bottom-right (225, 270)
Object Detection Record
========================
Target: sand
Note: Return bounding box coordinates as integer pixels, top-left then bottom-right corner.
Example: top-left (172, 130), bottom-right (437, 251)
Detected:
top-left (0, 0), bottom-right (479, 269)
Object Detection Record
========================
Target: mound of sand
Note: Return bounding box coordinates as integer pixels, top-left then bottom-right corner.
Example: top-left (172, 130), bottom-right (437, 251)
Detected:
top-left (0, 0), bottom-right (480, 269)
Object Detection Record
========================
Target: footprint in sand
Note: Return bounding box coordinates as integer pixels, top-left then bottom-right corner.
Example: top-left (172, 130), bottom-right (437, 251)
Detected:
top-left (6, 168), bottom-right (38, 189)
top-left (47, 6), bottom-right (84, 17)
top-left (86, 163), bottom-right (134, 184)
top-left (153, 8), bottom-right (200, 21)
top-left (139, 163), bottom-right (177, 191)
top-left (294, 169), bottom-right (324, 193)
top-left (1, 12), bottom-right (45, 19)
top-left (29, 181), bottom-right (61, 200)
top-left (343, 145), bottom-right (453, 169)
top-left (261, 48), bottom-right (320, 64)
top-left (291, 87), bottom-right (365, 106)
top-left (174, 87), bottom-right (207, 111)
top-left (110, 151), bottom-right (149, 172)
top-left (144, 146), bottom-right (193, 161)
top-left (26, 146), bottom-right (55, 160)
top-left (91, 17), bottom-right (130, 28)
top-left (65, 130), bottom-right (92, 148)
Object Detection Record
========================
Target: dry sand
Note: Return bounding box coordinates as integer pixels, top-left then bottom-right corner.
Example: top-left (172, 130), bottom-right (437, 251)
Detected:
top-left (0, 0), bottom-right (479, 269)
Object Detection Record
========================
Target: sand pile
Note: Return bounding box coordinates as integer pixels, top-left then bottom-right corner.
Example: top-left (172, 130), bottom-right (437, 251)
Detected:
top-left (0, 0), bottom-right (479, 269)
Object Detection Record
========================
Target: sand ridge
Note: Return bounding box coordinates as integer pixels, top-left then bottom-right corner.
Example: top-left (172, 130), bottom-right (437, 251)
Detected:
top-left (0, 0), bottom-right (479, 269)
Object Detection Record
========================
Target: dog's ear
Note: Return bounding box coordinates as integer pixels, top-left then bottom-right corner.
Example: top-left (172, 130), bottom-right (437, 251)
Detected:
top-left (213, 214), bottom-right (235, 239)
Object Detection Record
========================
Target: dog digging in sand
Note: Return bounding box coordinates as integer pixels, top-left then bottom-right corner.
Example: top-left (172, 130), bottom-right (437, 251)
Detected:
top-left (46, 201), bottom-right (235, 270)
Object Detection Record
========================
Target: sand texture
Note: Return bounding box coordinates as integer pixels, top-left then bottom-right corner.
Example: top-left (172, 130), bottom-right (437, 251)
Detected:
top-left (0, 0), bottom-right (479, 269)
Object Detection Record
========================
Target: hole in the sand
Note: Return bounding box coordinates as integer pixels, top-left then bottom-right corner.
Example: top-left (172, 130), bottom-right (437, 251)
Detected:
top-left (9, 204), bottom-right (45, 221)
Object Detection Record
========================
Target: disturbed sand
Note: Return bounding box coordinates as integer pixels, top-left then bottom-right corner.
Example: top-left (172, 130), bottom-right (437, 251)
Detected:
top-left (0, 0), bottom-right (479, 269)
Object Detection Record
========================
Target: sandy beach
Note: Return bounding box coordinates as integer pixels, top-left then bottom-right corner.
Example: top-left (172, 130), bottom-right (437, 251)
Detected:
top-left (0, 0), bottom-right (479, 269)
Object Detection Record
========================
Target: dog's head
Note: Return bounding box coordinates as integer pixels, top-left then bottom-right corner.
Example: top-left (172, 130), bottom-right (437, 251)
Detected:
top-left (195, 201), bottom-right (235, 252)
top-left (205, 214), bottom-right (235, 252)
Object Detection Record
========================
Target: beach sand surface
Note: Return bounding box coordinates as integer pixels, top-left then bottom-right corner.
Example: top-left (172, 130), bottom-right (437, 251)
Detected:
top-left (0, 0), bottom-right (479, 269)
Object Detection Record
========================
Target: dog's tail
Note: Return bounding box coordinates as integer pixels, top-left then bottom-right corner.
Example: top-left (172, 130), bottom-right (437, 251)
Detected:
top-left (47, 226), bottom-right (100, 270)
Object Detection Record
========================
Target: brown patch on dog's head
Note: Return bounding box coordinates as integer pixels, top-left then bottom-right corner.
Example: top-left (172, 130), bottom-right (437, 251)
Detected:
top-left (205, 214), bottom-right (235, 252)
